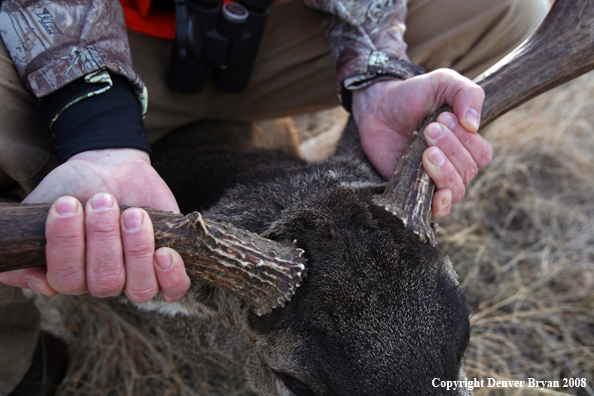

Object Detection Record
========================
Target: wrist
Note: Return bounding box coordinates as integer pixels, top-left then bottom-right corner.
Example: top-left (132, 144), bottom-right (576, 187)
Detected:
top-left (46, 74), bottom-right (152, 163)
top-left (339, 54), bottom-right (425, 113)
top-left (68, 148), bottom-right (151, 166)
top-left (352, 80), bottom-right (399, 125)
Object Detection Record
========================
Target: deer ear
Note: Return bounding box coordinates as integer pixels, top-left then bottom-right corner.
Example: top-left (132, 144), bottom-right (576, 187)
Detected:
top-left (263, 184), bottom-right (385, 252)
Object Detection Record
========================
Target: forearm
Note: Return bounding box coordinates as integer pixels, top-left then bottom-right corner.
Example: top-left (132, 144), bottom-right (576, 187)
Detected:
top-left (0, 0), bottom-right (145, 98)
top-left (0, 0), bottom-right (150, 162)
top-left (303, 0), bottom-right (424, 110)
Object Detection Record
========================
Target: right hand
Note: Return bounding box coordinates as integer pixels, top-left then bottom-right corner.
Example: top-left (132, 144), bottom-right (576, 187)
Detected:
top-left (352, 69), bottom-right (493, 218)
top-left (0, 148), bottom-right (191, 303)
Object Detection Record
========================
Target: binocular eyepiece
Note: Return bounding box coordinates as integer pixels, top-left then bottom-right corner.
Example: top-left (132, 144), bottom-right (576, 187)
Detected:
top-left (166, 0), bottom-right (272, 94)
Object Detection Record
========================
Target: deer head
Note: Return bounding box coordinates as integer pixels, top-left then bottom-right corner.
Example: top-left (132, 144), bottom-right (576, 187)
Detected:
top-left (244, 186), bottom-right (471, 395)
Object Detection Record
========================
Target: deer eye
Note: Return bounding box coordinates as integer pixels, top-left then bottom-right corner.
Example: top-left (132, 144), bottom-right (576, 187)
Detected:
top-left (272, 370), bottom-right (316, 396)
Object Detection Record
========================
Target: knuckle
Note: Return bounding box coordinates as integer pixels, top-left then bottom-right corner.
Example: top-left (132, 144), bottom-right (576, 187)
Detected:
top-left (465, 80), bottom-right (484, 94)
top-left (162, 286), bottom-right (189, 303)
top-left (87, 222), bottom-right (120, 241)
top-left (88, 268), bottom-right (125, 297)
top-left (48, 232), bottom-right (83, 250)
top-left (90, 283), bottom-right (125, 298)
top-left (86, 211), bottom-right (120, 239)
top-left (474, 85), bottom-right (486, 100)
top-left (457, 130), bottom-right (475, 146)
top-left (49, 267), bottom-right (85, 293)
top-left (126, 285), bottom-right (159, 303)
top-left (435, 68), bottom-right (457, 80)
top-left (447, 141), bottom-right (465, 160)
top-left (453, 185), bottom-right (466, 203)
top-left (441, 168), bottom-right (459, 187)
top-left (462, 163), bottom-right (478, 184)
top-left (477, 144), bottom-right (494, 168)
top-left (158, 271), bottom-right (190, 303)
top-left (124, 240), bottom-right (154, 260)
top-left (163, 292), bottom-right (184, 303)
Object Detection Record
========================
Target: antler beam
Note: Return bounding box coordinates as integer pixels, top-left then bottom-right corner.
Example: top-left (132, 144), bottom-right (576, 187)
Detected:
top-left (0, 203), bottom-right (306, 316)
top-left (374, 0), bottom-right (594, 245)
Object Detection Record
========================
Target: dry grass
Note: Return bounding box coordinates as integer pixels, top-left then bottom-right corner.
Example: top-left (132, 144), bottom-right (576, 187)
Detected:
top-left (39, 294), bottom-right (252, 396)
top-left (437, 72), bottom-right (594, 395)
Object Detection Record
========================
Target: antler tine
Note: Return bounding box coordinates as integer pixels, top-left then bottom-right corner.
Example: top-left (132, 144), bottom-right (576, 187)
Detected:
top-left (0, 203), bottom-right (307, 316)
top-left (374, 0), bottom-right (594, 245)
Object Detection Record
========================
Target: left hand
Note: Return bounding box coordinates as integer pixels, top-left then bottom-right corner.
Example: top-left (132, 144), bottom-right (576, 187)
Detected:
top-left (0, 149), bottom-right (190, 303)
top-left (352, 68), bottom-right (493, 218)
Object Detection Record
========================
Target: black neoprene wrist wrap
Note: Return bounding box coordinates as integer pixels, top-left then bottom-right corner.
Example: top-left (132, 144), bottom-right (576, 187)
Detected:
top-left (38, 74), bottom-right (152, 163)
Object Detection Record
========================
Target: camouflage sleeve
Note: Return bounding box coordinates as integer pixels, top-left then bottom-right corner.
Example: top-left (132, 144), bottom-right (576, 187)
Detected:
top-left (303, 0), bottom-right (424, 110)
top-left (0, 0), bottom-right (147, 117)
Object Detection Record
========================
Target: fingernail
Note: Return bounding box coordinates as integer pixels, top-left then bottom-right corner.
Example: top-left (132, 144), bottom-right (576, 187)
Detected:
top-left (429, 148), bottom-right (446, 167)
top-left (426, 124), bottom-right (444, 140)
top-left (55, 197), bottom-right (77, 217)
top-left (154, 251), bottom-right (172, 271)
top-left (26, 281), bottom-right (45, 295)
top-left (122, 209), bottom-right (143, 232)
top-left (443, 195), bottom-right (451, 210)
top-left (440, 112), bottom-right (457, 130)
top-left (91, 193), bottom-right (114, 212)
top-left (465, 108), bottom-right (480, 130)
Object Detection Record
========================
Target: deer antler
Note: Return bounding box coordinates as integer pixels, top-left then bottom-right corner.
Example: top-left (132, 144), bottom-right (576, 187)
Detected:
top-left (374, 0), bottom-right (594, 245)
top-left (0, 203), bottom-right (306, 316)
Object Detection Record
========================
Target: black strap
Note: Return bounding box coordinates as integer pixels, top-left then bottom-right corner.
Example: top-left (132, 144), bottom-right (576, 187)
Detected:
top-left (39, 74), bottom-right (152, 163)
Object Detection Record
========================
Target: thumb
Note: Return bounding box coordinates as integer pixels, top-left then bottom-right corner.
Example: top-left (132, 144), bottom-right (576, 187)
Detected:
top-left (430, 69), bottom-right (484, 133)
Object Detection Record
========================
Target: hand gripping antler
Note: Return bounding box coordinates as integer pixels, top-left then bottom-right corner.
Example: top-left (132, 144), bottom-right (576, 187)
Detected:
top-left (373, 0), bottom-right (594, 246)
top-left (0, 203), bottom-right (306, 316)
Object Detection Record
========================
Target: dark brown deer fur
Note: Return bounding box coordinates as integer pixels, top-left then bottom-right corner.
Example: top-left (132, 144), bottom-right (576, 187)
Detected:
top-left (119, 118), bottom-right (472, 396)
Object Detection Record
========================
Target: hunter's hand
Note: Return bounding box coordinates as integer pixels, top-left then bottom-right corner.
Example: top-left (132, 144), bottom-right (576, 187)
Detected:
top-left (352, 69), bottom-right (493, 218)
top-left (0, 148), bottom-right (191, 303)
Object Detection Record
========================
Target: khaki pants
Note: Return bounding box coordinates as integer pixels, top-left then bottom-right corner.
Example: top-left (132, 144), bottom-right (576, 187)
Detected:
top-left (0, 0), bottom-right (549, 393)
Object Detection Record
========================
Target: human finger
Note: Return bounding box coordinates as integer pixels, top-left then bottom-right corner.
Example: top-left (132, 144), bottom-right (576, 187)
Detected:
top-left (432, 189), bottom-right (453, 219)
top-left (121, 208), bottom-right (158, 303)
top-left (85, 193), bottom-right (125, 297)
top-left (46, 196), bottom-right (87, 294)
top-left (437, 112), bottom-right (493, 169)
top-left (153, 248), bottom-right (191, 303)
top-left (451, 82), bottom-right (484, 133)
top-left (432, 69), bottom-right (484, 133)
top-left (425, 119), bottom-right (478, 185)
top-left (422, 146), bottom-right (466, 203)
top-left (0, 267), bottom-right (57, 297)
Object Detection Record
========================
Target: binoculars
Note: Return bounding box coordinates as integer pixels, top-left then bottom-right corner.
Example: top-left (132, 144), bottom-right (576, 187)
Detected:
top-left (166, 0), bottom-right (272, 94)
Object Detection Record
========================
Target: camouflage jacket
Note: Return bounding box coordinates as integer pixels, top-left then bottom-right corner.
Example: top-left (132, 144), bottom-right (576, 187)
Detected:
top-left (304, 0), bottom-right (424, 109)
top-left (0, 0), bottom-right (423, 117)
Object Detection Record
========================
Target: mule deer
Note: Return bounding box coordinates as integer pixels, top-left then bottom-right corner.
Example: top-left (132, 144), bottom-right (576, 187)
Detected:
top-left (1, 0), bottom-right (593, 394)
